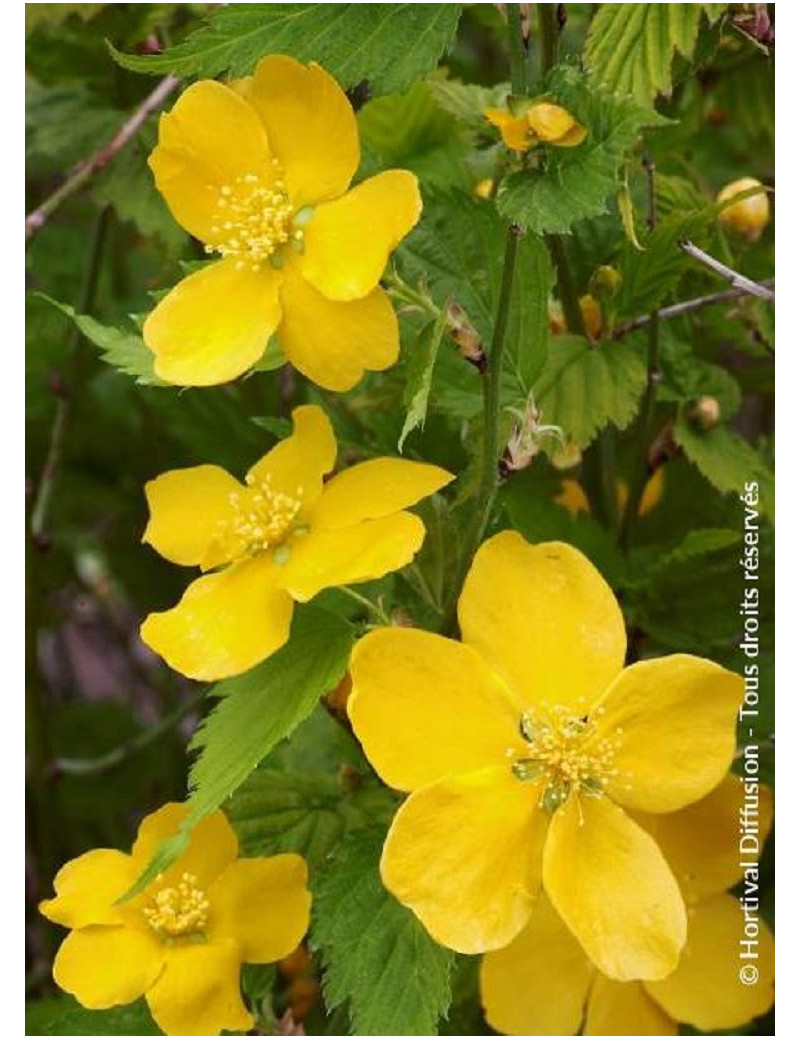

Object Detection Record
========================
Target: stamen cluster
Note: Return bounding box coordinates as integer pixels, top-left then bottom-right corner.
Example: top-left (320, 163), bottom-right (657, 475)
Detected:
top-left (205, 163), bottom-right (295, 269)
top-left (143, 872), bottom-right (210, 939)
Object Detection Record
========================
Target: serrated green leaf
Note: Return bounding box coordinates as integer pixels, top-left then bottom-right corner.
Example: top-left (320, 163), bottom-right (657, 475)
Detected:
top-left (399, 312), bottom-right (448, 451)
top-left (674, 418), bottom-right (775, 523)
top-left (496, 67), bottom-right (665, 235)
top-left (110, 4), bottom-right (462, 96)
top-left (127, 606), bottom-right (352, 895)
top-left (25, 4), bottom-right (108, 35)
top-left (399, 189), bottom-right (552, 389)
top-left (312, 827), bottom-right (454, 1035)
top-left (426, 76), bottom-right (509, 133)
top-left (25, 996), bottom-right (159, 1036)
top-left (533, 335), bottom-right (646, 448)
top-left (624, 528), bottom-right (748, 652)
top-left (26, 79), bottom-right (120, 169)
top-left (584, 4), bottom-right (704, 104)
top-left (226, 767), bottom-right (395, 868)
top-left (616, 208), bottom-right (716, 317)
top-left (658, 340), bottom-right (743, 419)
top-left (34, 295), bottom-right (167, 385)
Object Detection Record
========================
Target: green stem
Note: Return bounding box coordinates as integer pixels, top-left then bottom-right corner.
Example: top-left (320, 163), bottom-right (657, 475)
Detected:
top-left (340, 586), bottom-right (392, 626)
top-left (30, 208), bottom-right (110, 540)
top-left (53, 687), bottom-right (207, 777)
top-left (506, 4), bottom-right (529, 94)
top-left (537, 3), bottom-right (560, 75)
top-left (446, 228), bottom-right (522, 627)
top-left (619, 313), bottom-right (660, 551)
top-left (548, 235), bottom-right (584, 333)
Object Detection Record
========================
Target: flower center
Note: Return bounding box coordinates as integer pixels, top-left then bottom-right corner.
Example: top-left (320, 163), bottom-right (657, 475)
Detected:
top-left (205, 163), bottom-right (305, 270)
top-left (509, 706), bottom-right (621, 813)
top-left (225, 473), bottom-right (305, 560)
top-left (143, 872), bottom-right (209, 940)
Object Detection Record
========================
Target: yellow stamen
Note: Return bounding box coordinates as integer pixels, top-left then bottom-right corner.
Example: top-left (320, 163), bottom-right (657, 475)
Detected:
top-left (510, 705), bottom-right (622, 812)
top-left (223, 475), bottom-right (304, 557)
top-left (143, 872), bottom-right (209, 939)
top-left (205, 162), bottom-right (297, 268)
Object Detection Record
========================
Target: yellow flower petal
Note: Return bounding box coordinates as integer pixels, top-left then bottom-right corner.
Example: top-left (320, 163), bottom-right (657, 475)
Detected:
top-left (278, 264), bottom-right (398, 391)
top-left (144, 260), bottom-right (283, 387)
top-left (526, 102), bottom-right (578, 142)
top-left (458, 533), bottom-right (626, 714)
top-left (311, 458), bottom-right (453, 531)
top-left (209, 854), bottom-right (311, 963)
top-left (585, 976), bottom-right (677, 1036)
top-left (348, 628), bottom-right (521, 791)
top-left (143, 465), bottom-right (243, 568)
top-left (132, 805), bottom-right (239, 891)
top-left (480, 897), bottom-right (594, 1036)
top-left (634, 776), bottom-right (774, 904)
top-left (149, 80), bottom-right (274, 242)
top-left (140, 555), bottom-right (294, 681)
top-left (246, 404), bottom-right (336, 517)
top-left (39, 850), bottom-right (137, 929)
top-left (555, 122), bottom-right (589, 147)
top-left (381, 767), bottom-right (546, 953)
top-left (279, 511), bottom-right (425, 603)
top-left (592, 655), bottom-right (743, 813)
top-left (53, 925), bottom-right (163, 1010)
top-left (485, 108), bottom-right (534, 151)
top-left (301, 171), bottom-right (422, 301)
top-left (644, 894), bottom-right (774, 1031)
top-left (543, 795), bottom-right (687, 981)
top-left (555, 477), bottom-right (590, 516)
top-left (247, 55), bottom-right (359, 207)
top-left (146, 939), bottom-right (253, 1037)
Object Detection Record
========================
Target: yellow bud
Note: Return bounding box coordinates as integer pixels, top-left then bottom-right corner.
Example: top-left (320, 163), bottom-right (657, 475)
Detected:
top-left (688, 395), bottom-right (722, 430)
top-left (588, 264), bottom-right (623, 301)
top-left (474, 178), bottom-right (494, 200)
top-left (716, 177), bottom-right (770, 242)
top-left (579, 294), bottom-right (602, 341)
top-left (527, 102), bottom-right (587, 147)
top-left (550, 441), bottom-right (582, 471)
top-left (548, 299), bottom-right (566, 335)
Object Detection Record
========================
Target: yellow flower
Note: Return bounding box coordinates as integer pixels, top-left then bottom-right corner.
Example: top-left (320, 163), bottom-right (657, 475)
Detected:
top-left (39, 804), bottom-right (311, 1037)
top-left (485, 101), bottom-right (587, 152)
top-left (481, 775), bottom-right (775, 1035)
top-left (716, 177), bottom-right (770, 243)
top-left (140, 404), bottom-right (453, 680)
top-left (555, 468), bottom-right (665, 519)
top-left (145, 55), bottom-right (422, 391)
top-left (347, 531), bottom-right (743, 977)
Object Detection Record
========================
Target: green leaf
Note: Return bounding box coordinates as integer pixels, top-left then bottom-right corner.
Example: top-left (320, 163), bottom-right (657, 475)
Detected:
top-left (110, 4), bottom-right (463, 96)
top-left (533, 335), bottom-right (646, 448)
top-left (128, 606), bottom-right (352, 894)
top-left (584, 4), bottom-right (703, 104)
top-left (674, 418), bottom-right (775, 523)
top-left (496, 66), bottom-right (666, 235)
top-left (616, 209), bottom-right (716, 317)
top-left (399, 189), bottom-right (552, 389)
top-left (358, 80), bottom-right (471, 189)
top-left (624, 528), bottom-right (747, 652)
top-left (25, 4), bottom-right (108, 35)
top-left (426, 75), bottom-right (509, 134)
top-left (399, 311), bottom-right (448, 451)
top-left (312, 827), bottom-right (454, 1035)
top-left (34, 295), bottom-right (167, 385)
top-left (658, 339), bottom-right (743, 419)
top-left (226, 766), bottom-right (395, 868)
top-left (26, 79), bottom-right (120, 169)
top-left (25, 996), bottom-right (159, 1036)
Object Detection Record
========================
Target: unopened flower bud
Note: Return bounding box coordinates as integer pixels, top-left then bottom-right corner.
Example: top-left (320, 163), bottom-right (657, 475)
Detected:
top-left (688, 395), bottom-right (722, 431)
top-left (548, 299), bottom-right (566, 335)
top-left (550, 441), bottom-right (582, 471)
top-left (474, 178), bottom-right (494, 200)
top-left (588, 265), bottom-right (623, 301)
top-left (716, 178), bottom-right (770, 243)
top-left (579, 294), bottom-right (602, 341)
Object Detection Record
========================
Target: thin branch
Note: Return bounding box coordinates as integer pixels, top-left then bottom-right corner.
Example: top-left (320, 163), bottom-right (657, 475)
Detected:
top-left (51, 687), bottom-right (207, 778)
top-left (25, 75), bottom-right (179, 241)
top-left (679, 239), bottom-right (776, 301)
top-left (340, 586), bottom-right (392, 625)
top-left (612, 279), bottom-right (776, 339)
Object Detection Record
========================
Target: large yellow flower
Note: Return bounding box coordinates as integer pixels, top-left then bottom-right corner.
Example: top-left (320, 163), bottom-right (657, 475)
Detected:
top-left (145, 54), bottom-right (422, 391)
top-left (141, 404), bottom-right (452, 680)
top-left (481, 775), bottom-right (775, 1035)
top-left (39, 804), bottom-right (311, 1037)
top-left (347, 531), bottom-right (743, 978)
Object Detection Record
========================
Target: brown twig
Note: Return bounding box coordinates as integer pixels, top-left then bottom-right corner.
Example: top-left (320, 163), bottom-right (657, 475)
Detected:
top-left (612, 279), bottom-right (776, 339)
top-left (25, 75), bottom-right (179, 241)
top-left (678, 239), bottom-right (776, 301)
